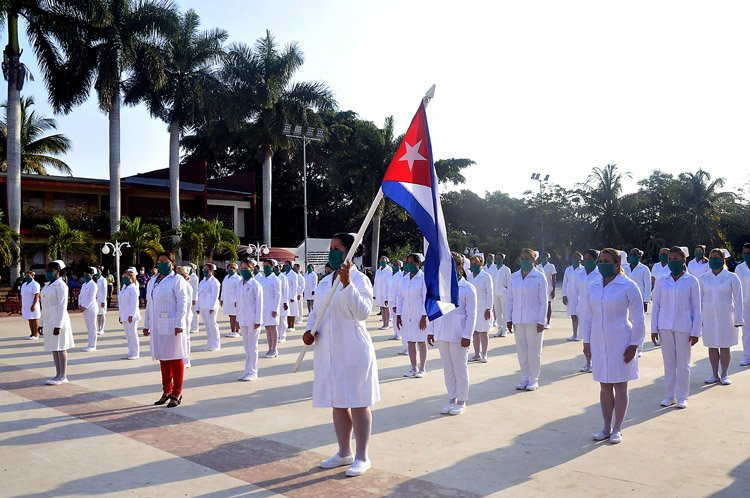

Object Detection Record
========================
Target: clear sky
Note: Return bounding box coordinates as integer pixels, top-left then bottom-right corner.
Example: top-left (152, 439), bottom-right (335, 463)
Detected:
top-left (15, 0), bottom-right (750, 197)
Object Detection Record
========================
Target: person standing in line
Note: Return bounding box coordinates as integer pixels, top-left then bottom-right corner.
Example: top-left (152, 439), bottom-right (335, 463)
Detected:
top-left (303, 233), bottom-right (378, 477)
top-left (237, 259), bottom-right (263, 381)
top-left (651, 247), bottom-right (671, 288)
top-left (20, 269), bottom-right (41, 340)
top-left (428, 252), bottom-right (477, 416)
top-left (484, 253), bottom-right (499, 327)
top-left (467, 254), bottom-right (493, 363)
top-left (506, 248), bottom-right (548, 391)
top-left (562, 252), bottom-right (585, 341)
top-left (735, 243), bottom-right (750, 367)
top-left (197, 263), bottom-right (221, 351)
top-left (491, 253), bottom-right (512, 338)
top-left (388, 261), bottom-right (405, 345)
top-left (276, 262), bottom-right (290, 343)
top-left (94, 268), bottom-right (108, 335)
top-left (374, 256), bottom-right (392, 330)
top-left (397, 254), bottom-right (429, 377)
top-left (579, 248), bottom-right (645, 444)
top-left (570, 250), bottom-right (600, 371)
top-left (118, 268), bottom-right (141, 360)
top-left (137, 266), bottom-right (149, 308)
top-left (78, 268), bottom-right (99, 352)
top-left (293, 263), bottom-right (305, 326)
top-left (624, 248), bottom-right (652, 313)
top-left (284, 262), bottom-right (301, 333)
top-left (42, 260), bottom-right (74, 385)
top-left (699, 248), bottom-right (744, 385)
top-left (304, 264), bottom-right (318, 314)
top-left (259, 259), bottom-right (282, 358)
top-left (651, 247), bottom-right (700, 409)
top-left (176, 265), bottom-right (194, 368)
top-left (187, 264), bottom-right (199, 334)
top-left (539, 252), bottom-right (557, 328)
top-left (143, 252), bottom-right (189, 408)
top-left (688, 245), bottom-right (709, 278)
top-left (221, 262), bottom-right (242, 339)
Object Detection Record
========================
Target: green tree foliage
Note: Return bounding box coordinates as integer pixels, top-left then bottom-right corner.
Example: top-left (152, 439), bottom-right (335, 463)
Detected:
top-left (36, 214), bottom-right (88, 261)
top-left (112, 216), bottom-right (163, 265)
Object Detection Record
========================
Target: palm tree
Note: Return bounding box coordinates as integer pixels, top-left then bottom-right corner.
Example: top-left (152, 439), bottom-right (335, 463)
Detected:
top-left (203, 218), bottom-right (238, 262)
top-left (580, 163), bottom-right (630, 246)
top-left (221, 31), bottom-right (336, 245)
top-left (0, 211), bottom-right (18, 267)
top-left (0, 96), bottom-right (71, 174)
top-left (676, 169), bottom-right (735, 247)
top-left (36, 214), bottom-right (87, 261)
top-left (112, 216), bottom-right (163, 265)
top-left (177, 216), bottom-right (206, 264)
top-left (124, 9), bottom-right (226, 237)
top-left (70, 0), bottom-right (177, 235)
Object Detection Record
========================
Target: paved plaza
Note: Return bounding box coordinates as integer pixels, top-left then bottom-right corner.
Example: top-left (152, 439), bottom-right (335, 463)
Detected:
top-left (1, 300), bottom-right (749, 497)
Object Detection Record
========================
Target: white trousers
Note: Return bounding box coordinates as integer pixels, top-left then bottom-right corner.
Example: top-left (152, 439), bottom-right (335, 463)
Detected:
top-left (493, 295), bottom-right (507, 327)
top-left (200, 308), bottom-right (220, 350)
top-left (123, 319), bottom-right (140, 358)
top-left (438, 340), bottom-right (470, 401)
top-left (514, 323), bottom-right (544, 384)
top-left (743, 304), bottom-right (750, 361)
top-left (278, 308), bottom-right (288, 341)
top-left (83, 307), bottom-right (98, 348)
top-left (190, 304), bottom-right (199, 332)
top-left (241, 326), bottom-right (261, 377)
top-left (659, 329), bottom-right (692, 402)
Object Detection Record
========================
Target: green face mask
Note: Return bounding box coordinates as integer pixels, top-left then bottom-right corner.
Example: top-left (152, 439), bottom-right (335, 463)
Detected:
top-left (253, 267), bottom-right (259, 275)
top-left (571, 259), bottom-right (581, 268)
top-left (541, 257), bottom-right (549, 265)
top-left (45, 271), bottom-right (56, 282)
top-left (273, 267), bottom-right (280, 276)
top-left (24, 276), bottom-right (32, 283)
top-left (307, 266), bottom-right (313, 273)
top-left (328, 249), bottom-right (345, 270)
top-left (597, 263), bottom-right (616, 278)
top-left (695, 250), bottom-right (704, 260)
top-left (391, 265), bottom-right (399, 275)
top-left (92, 274), bottom-right (99, 281)
top-left (240, 269), bottom-right (252, 280)
top-left (227, 269), bottom-right (236, 276)
top-left (378, 261), bottom-right (386, 268)
top-left (668, 260), bottom-right (685, 276)
top-left (122, 278), bottom-right (130, 286)
top-left (519, 260), bottom-right (533, 272)
top-left (470, 264), bottom-right (481, 276)
top-left (496, 258), bottom-right (505, 267)
top-left (583, 260), bottom-right (597, 273)
top-left (743, 254), bottom-right (750, 265)
top-left (283, 265), bottom-right (291, 273)
top-left (659, 253), bottom-right (669, 264)
top-left (263, 266), bottom-right (273, 276)
top-left (404, 263), bottom-right (418, 274)
top-left (709, 257), bottom-right (724, 270)
top-left (627, 255), bottom-right (640, 265)
top-left (155, 262), bottom-right (171, 275)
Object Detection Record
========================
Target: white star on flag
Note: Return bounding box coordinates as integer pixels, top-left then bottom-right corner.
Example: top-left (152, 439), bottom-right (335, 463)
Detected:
top-left (398, 140), bottom-right (426, 171)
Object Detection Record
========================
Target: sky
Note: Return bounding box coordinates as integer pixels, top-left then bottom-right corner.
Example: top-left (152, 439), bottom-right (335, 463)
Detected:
top-left (14, 0), bottom-right (750, 197)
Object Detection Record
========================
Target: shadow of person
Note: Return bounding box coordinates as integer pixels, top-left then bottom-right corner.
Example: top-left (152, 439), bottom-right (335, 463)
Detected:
top-left (709, 458), bottom-right (750, 497)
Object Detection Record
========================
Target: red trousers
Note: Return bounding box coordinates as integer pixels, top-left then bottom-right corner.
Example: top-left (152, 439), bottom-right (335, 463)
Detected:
top-left (159, 359), bottom-right (184, 398)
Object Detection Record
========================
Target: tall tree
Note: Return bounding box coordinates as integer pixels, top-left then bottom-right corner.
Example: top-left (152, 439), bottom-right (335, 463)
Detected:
top-left (112, 216), bottom-right (163, 264)
top-left (675, 169), bottom-right (735, 247)
top-left (0, 96), bottom-right (71, 174)
top-left (124, 8), bottom-right (226, 237)
top-left (36, 214), bottom-right (87, 261)
top-left (0, 210), bottom-right (17, 267)
top-left (579, 163), bottom-right (630, 246)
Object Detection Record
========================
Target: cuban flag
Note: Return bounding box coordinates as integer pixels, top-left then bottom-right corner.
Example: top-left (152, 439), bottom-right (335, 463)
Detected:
top-left (382, 102), bottom-right (459, 320)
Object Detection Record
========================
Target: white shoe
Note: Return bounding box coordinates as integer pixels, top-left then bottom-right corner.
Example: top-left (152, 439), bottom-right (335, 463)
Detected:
top-left (345, 459), bottom-right (372, 477)
top-left (390, 335), bottom-right (400, 340)
top-left (26, 335), bottom-right (39, 340)
top-left (609, 432), bottom-right (623, 444)
top-left (125, 356), bottom-right (139, 360)
top-left (185, 362), bottom-right (191, 368)
top-left (705, 375), bottom-right (720, 384)
top-left (58, 377), bottom-right (69, 384)
top-left (238, 374), bottom-right (258, 381)
top-left (543, 324), bottom-right (550, 330)
top-left (278, 338), bottom-right (287, 343)
top-left (515, 381), bottom-right (528, 391)
top-left (45, 378), bottom-right (60, 385)
top-left (468, 355), bottom-right (481, 363)
top-left (492, 332), bottom-right (506, 338)
top-left (403, 369), bottom-right (417, 378)
top-left (660, 398), bottom-right (675, 407)
top-left (319, 453), bottom-right (354, 469)
top-left (97, 331), bottom-right (104, 336)
top-left (264, 351), bottom-right (278, 358)
top-left (85, 347), bottom-right (96, 352)
top-left (415, 370), bottom-right (425, 378)
top-left (676, 400), bottom-right (687, 409)
top-left (740, 359), bottom-right (750, 366)
top-left (720, 376), bottom-right (732, 385)
top-left (580, 365), bottom-right (592, 373)
top-left (379, 325), bottom-right (389, 330)
top-left (479, 356), bottom-right (488, 363)
top-left (525, 383), bottom-right (539, 391)
top-left (592, 431), bottom-right (610, 441)
top-left (449, 404), bottom-right (466, 416)
top-left (440, 404), bottom-right (454, 415)
top-left (566, 336), bottom-right (577, 342)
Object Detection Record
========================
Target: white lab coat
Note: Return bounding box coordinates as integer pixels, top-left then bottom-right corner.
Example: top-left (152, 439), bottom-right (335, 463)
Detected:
top-left (623, 262), bottom-right (652, 303)
top-left (735, 262), bottom-right (750, 361)
top-left (492, 264), bottom-right (511, 297)
top-left (468, 269), bottom-right (493, 332)
top-left (579, 274), bottom-right (646, 383)
top-left (189, 273), bottom-right (199, 332)
top-left (285, 271), bottom-right (300, 317)
top-left (562, 265), bottom-right (585, 315)
top-left (699, 269), bottom-right (744, 348)
top-left (651, 262), bottom-right (670, 282)
top-left (432, 278), bottom-right (477, 343)
top-left (258, 273), bottom-right (281, 326)
top-left (506, 269), bottom-right (548, 326)
top-left (309, 268), bottom-right (378, 408)
top-left (198, 275), bottom-right (220, 311)
top-left (541, 262), bottom-right (557, 301)
top-left (95, 276), bottom-right (107, 315)
top-left (651, 273), bottom-right (701, 336)
top-left (304, 271), bottom-right (318, 300)
top-left (20, 280), bottom-right (41, 319)
top-left (118, 283), bottom-right (141, 323)
top-left (78, 280), bottom-right (98, 310)
top-left (295, 271), bottom-right (305, 302)
top-left (220, 273), bottom-right (242, 316)
top-left (144, 273), bottom-right (189, 361)
top-left (41, 278), bottom-right (74, 352)
top-left (687, 259), bottom-right (709, 278)
top-left (238, 277), bottom-right (263, 328)
top-left (373, 267), bottom-right (391, 307)
top-left (398, 270), bottom-right (428, 342)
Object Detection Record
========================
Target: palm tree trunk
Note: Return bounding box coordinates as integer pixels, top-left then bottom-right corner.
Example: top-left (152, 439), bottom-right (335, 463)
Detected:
top-left (4, 13), bottom-right (22, 282)
top-left (109, 91), bottom-right (122, 234)
top-left (371, 209), bottom-right (382, 267)
top-left (262, 147), bottom-right (273, 246)
top-left (169, 121), bottom-right (181, 230)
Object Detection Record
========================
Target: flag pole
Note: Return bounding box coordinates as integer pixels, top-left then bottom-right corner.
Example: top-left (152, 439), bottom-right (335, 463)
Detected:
top-left (293, 84), bottom-right (436, 372)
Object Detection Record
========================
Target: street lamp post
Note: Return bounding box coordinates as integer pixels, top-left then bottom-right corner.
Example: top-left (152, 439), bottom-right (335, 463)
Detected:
top-left (531, 173), bottom-right (550, 256)
top-left (247, 243), bottom-right (270, 260)
top-left (101, 240), bottom-right (130, 293)
top-left (283, 124), bottom-right (325, 266)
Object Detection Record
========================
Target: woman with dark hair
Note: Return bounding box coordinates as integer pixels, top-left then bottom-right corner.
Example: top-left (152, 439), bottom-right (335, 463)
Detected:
top-left (688, 244), bottom-right (709, 277)
top-left (20, 269), bottom-right (41, 340)
top-left (303, 232), bottom-right (378, 477)
top-left (143, 252), bottom-right (189, 408)
top-left (624, 248), bottom-right (651, 313)
top-left (579, 248), bottom-right (645, 444)
top-left (736, 242), bottom-right (750, 366)
top-left (397, 253), bottom-right (429, 377)
top-left (570, 249), bottom-right (600, 372)
top-left (41, 260), bottom-right (74, 385)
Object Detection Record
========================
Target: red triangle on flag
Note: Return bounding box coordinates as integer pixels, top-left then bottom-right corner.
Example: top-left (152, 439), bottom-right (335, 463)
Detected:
top-left (382, 104), bottom-right (433, 187)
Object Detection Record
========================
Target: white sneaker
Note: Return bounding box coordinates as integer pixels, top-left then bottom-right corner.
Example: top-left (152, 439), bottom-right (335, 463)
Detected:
top-left (660, 398), bottom-right (675, 407)
top-left (379, 325), bottom-right (389, 330)
top-left (238, 374), bottom-right (258, 381)
top-left (720, 376), bottom-right (732, 385)
top-left (480, 356), bottom-right (488, 363)
top-left (515, 381), bottom-right (528, 391)
top-left (740, 359), bottom-right (750, 367)
top-left (705, 375), bottom-right (720, 384)
top-left (345, 459), bottom-right (372, 477)
top-left (58, 378), bottom-right (69, 384)
top-left (543, 324), bottom-right (550, 330)
top-left (592, 431), bottom-right (610, 441)
top-left (264, 351), bottom-right (278, 358)
top-left (319, 453), bottom-right (354, 469)
top-left (403, 369), bottom-right (417, 378)
top-left (85, 347), bottom-right (96, 352)
top-left (566, 335), bottom-right (577, 342)
top-left (525, 383), bottom-right (539, 391)
top-left (580, 365), bottom-right (592, 373)
top-left (26, 335), bottom-right (39, 340)
top-left (278, 338), bottom-right (287, 343)
top-left (449, 404), bottom-right (466, 416)
top-left (468, 355), bottom-right (481, 363)
top-left (415, 370), bottom-right (425, 378)
top-left (125, 356), bottom-right (139, 360)
top-left (97, 331), bottom-right (104, 336)
top-left (440, 404), bottom-right (454, 414)
top-left (609, 432), bottom-right (623, 444)
top-left (676, 400), bottom-right (687, 409)
top-left (45, 378), bottom-right (60, 385)
top-left (397, 350), bottom-right (408, 356)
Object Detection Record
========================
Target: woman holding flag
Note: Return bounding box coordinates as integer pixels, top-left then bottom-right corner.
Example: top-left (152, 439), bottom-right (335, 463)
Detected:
top-left (303, 233), bottom-right (378, 477)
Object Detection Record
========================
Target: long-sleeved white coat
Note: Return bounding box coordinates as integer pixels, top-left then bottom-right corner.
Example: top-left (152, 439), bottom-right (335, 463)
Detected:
top-left (258, 273), bottom-right (281, 325)
top-left (736, 261), bottom-right (750, 306)
top-left (309, 268), bottom-right (379, 408)
top-left (238, 277), bottom-right (263, 328)
top-left (20, 280), bottom-right (41, 319)
top-left (144, 273), bottom-right (189, 361)
top-left (699, 269), bottom-right (744, 348)
top-left (197, 275), bottom-right (220, 311)
top-left (220, 273), bottom-right (242, 315)
top-left (468, 269), bottom-right (493, 332)
top-left (568, 267), bottom-right (600, 318)
top-left (373, 267), bottom-right (391, 307)
top-left (304, 271), bottom-right (318, 300)
top-left (651, 273), bottom-right (701, 336)
top-left (492, 264), bottom-right (511, 297)
top-left (432, 278), bottom-right (477, 343)
top-left (624, 262), bottom-right (652, 303)
top-left (118, 283), bottom-right (141, 322)
top-left (651, 262), bottom-right (670, 282)
top-left (78, 280), bottom-right (98, 310)
top-left (41, 278), bottom-right (74, 352)
top-left (397, 270), bottom-right (428, 342)
top-left (278, 272), bottom-right (289, 310)
top-left (578, 274), bottom-right (646, 383)
top-left (562, 265), bottom-right (585, 315)
top-left (507, 269), bottom-right (548, 326)
top-left (95, 276), bottom-right (107, 313)
top-left (688, 259), bottom-right (709, 278)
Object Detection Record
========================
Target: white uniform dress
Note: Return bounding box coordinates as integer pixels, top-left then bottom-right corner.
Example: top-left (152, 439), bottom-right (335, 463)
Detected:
top-left (398, 270), bottom-right (428, 342)
top-left (374, 267), bottom-right (391, 308)
top-left (41, 278), bottom-right (74, 352)
top-left (78, 279), bottom-right (98, 348)
top-left (624, 262), bottom-right (652, 305)
top-left (735, 261), bottom-right (750, 362)
top-left (197, 275), bottom-right (221, 349)
top-left (541, 262), bottom-right (557, 302)
top-left (507, 269), bottom-right (548, 385)
top-left (259, 273), bottom-right (282, 326)
top-left (118, 283), bottom-right (141, 358)
top-left (468, 269), bottom-right (493, 332)
top-left (304, 271), bottom-right (318, 301)
top-left (579, 274), bottom-right (646, 383)
top-left (294, 271), bottom-right (305, 317)
top-left (21, 279), bottom-right (41, 319)
top-left (238, 276), bottom-right (264, 378)
top-left (562, 265), bottom-right (585, 315)
top-left (220, 273), bottom-right (242, 317)
top-left (688, 259), bottom-right (709, 278)
top-left (492, 264), bottom-right (511, 326)
top-left (95, 276), bottom-right (108, 316)
top-left (433, 278), bottom-right (477, 402)
top-left (189, 273), bottom-right (199, 332)
top-left (144, 273), bottom-right (189, 361)
top-left (699, 269), bottom-right (744, 348)
top-left (278, 272), bottom-right (289, 339)
top-left (309, 268), bottom-right (379, 408)
top-left (285, 271), bottom-right (300, 318)
top-left (651, 262), bottom-right (670, 283)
